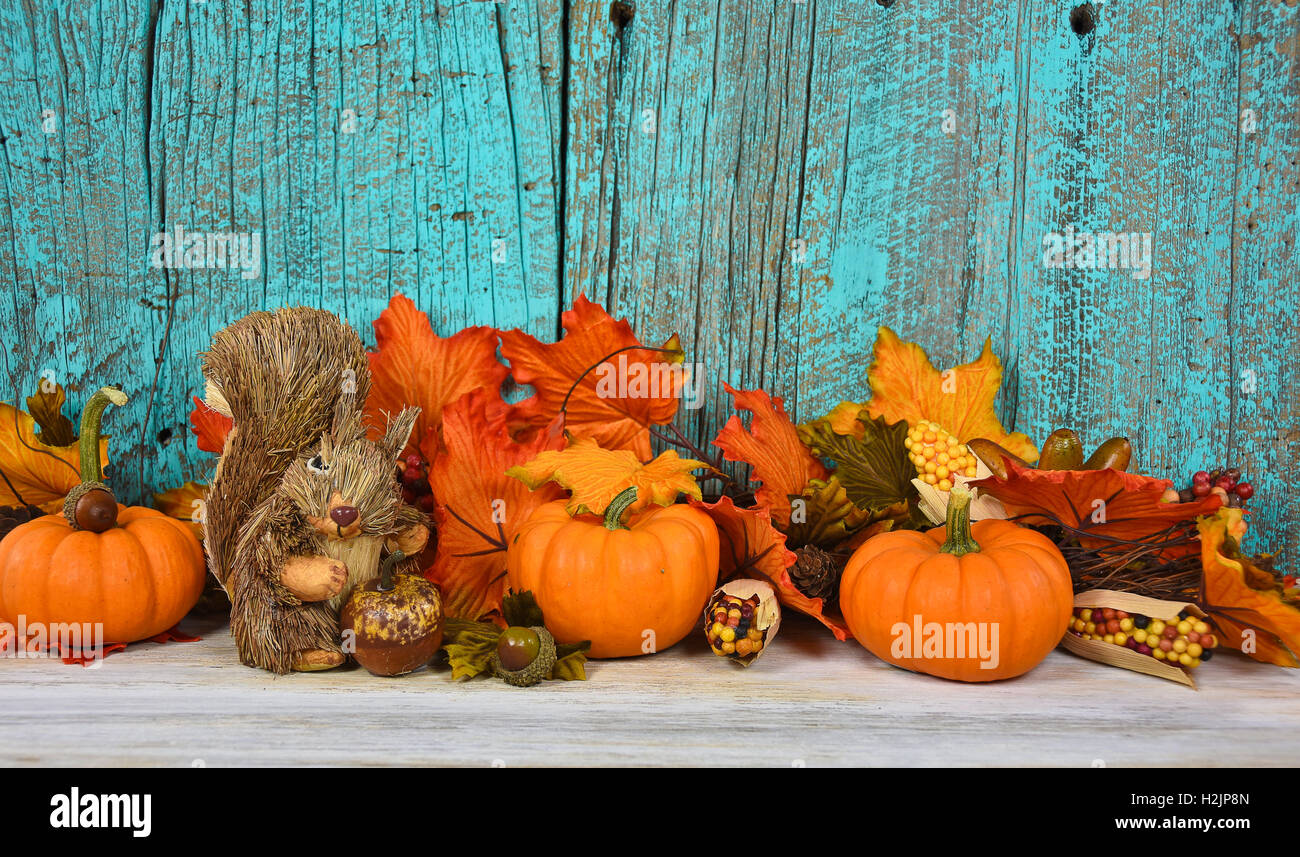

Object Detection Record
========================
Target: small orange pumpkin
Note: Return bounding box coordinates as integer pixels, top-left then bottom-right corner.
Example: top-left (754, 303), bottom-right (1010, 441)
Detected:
top-left (840, 484), bottom-right (1072, 682)
top-left (0, 387), bottom-right (206, 643)
top-left (507, 487), bottom-right (719, 658)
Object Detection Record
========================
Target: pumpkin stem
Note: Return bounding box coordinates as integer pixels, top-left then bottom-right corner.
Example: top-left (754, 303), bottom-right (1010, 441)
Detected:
top-left (939, 483), bottom-right (981, 556)
top-left (603, 486), bottom-right (639, 530)
top-left (77, 387), bottom-right (129, 485)
top-left (379, 550), bottom-right (406, 592)
top-left (62, 387), bottom-right (129, 532)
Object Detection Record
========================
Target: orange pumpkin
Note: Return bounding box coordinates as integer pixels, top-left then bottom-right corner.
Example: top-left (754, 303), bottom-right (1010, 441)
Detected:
top-left (840, 484), bottom-right (1072, 682)
top-left (0, 387), bottom-right (206, 644)
top-left (507, 488), bottom-right (719, 658)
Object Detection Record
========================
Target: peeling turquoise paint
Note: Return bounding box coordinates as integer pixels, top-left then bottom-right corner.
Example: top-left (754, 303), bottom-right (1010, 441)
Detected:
top-left (0, 0), bottom-right (1296, 559)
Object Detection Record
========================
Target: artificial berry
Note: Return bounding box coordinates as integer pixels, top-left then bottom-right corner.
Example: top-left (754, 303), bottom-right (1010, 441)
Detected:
top-left (1192, 483), bottom-right (1211, 497)
top-left (1215, 476), bottom-right (1235, 492)
top-left (416, 493), bottom-right (436, 513)
top-left (405, 453), bottom-right (424, 469)
top-left (1235, 483), bottom-right (1254, 501)
top-left (1192, 471), bottom-right (1210, 486)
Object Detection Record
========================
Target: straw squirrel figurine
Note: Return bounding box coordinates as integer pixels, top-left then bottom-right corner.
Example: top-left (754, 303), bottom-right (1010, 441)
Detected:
top-left (201, 307), bottom-right (430, 673)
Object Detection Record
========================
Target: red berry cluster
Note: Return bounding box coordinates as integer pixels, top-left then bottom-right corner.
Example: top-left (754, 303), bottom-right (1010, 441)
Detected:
top-left (1177, 466), bottom-right (1253, 508)
top-left (1068, 607), bottom-right (1217, 669)
top-left (398, 454), bottom-right (436, 514)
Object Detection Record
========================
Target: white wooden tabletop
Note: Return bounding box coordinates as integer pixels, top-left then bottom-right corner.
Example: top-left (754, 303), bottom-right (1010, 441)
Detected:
top-left (3, 614), bottom-right (1298, 767)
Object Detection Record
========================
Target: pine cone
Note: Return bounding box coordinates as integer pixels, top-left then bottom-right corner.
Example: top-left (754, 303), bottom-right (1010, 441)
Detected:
top-left (790, 545), bottom-right (842, 607)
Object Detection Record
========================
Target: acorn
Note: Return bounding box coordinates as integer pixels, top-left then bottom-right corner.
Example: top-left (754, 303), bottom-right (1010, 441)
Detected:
top-left (491, 625), bottom-right (557, 687)
top-left (341, 550), bottom-right (444, 677)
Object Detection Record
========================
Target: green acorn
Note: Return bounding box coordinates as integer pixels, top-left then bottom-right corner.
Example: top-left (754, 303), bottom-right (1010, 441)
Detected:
top-left (491, 625), bottom-right (557, 687)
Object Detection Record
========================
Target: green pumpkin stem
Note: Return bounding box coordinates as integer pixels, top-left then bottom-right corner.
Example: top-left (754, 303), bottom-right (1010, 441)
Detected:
top-left (77, 387), bottom-right (129, 485)
top-left (379, 550), bottom-right (406, 591)
top-left (939, 483), bottom-right (981, 557)
top-left (62, 387), bottom-right (129, 531)
top-left (603, 486), bottom-right (639, 530)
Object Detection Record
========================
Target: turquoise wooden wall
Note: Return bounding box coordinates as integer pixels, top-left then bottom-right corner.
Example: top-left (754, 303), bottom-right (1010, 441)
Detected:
top-left (1, 1), bottom-right (1296, 555)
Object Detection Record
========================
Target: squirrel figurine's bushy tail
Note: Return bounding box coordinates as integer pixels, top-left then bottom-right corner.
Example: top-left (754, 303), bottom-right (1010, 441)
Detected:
top-left (201, 307), bottom-right (371, 590)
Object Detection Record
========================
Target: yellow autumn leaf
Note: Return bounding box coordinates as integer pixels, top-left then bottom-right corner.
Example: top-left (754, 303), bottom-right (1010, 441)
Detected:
top-left (152, 480), bottom-right (208, 540)
top-left (863, 327), bottom-right (1040, 463)
top-left (507, 437), bottom-right (706, 517)
top-left (0, 401), bottom-right (109, 511)
top-left (821, 401), bottom-right (869, 439)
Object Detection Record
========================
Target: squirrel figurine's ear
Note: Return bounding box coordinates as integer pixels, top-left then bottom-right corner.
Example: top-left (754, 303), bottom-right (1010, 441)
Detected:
top-left (380, 407), bottom-right (421, 459)
top-left (329, 380), bottom-right (364, 443)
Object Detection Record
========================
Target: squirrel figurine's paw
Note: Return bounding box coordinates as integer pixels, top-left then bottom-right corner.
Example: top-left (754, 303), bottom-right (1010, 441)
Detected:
top-left (280, 556), bottom-right (349, 602)
top-left (386, 522), bottom-right (430, 557)
top-left (291, 649), bottom-right (346, 672)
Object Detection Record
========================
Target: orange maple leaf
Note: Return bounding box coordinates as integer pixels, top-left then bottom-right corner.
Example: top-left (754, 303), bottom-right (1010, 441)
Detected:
top-left (365, 294), bottom-right (510, 461)
top-left (427, 388), bottom-right (565, 621)
top-left (971, 460), bottom-right (1222, 557)
top-left (690, 496), bottom-right (850, 641)
top-left (498, 295), bottom-right (681, 459)
top-left (0, 400), bottom-right (109, 511)
top-left (507, 437), bottom-right (705, 517)
top-left (1198, 508), bottom-right (1300, 667)
top-left (712, 384), bottom-right (827, 527)
top-left (862, 327), bottom-right (1039, 463)
top-left (189, 396), bottom-right (232, 454)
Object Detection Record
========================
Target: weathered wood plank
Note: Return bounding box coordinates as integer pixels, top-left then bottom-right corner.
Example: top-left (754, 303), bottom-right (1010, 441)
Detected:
top-left (1, 614), bottom-right (1297, 766)
top-left (1, 0), bottom-right (565, 505)
top-left (0, 0), bottom-right (1296, 558)
top-left (0, 1), bottom-right (161, 499)
top-left (1228, 0), bottom-right (1300, 552)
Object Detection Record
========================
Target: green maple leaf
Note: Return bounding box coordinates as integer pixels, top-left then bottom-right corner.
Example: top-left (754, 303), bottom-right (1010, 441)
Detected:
top-left (441, 617), bottom-right (502, 681)
top-left (550, 641), bottom-right (591, 681)
top-left (797, 412), bottom-right (916, 513)
top-left (501, 590), bottom-right (545, 628)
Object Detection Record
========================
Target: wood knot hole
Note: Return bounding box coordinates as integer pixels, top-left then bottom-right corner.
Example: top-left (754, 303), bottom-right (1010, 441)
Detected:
top-left (610, 1), bottom-right (635, 28)
top-left (1070, 4), bottom-right (1096, 36)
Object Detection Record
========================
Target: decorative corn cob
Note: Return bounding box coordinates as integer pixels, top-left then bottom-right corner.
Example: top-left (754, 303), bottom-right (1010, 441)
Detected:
top-left (906, 421), bottom-right (979, 492)
top-left (704, 579), bottom-right (781, 666)
top-left (1067, 606), bottom-right (1218, 669)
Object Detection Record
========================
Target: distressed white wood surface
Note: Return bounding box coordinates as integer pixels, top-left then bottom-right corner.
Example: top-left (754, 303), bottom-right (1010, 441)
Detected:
top-left (1, 614), bottom-right (1297, 767)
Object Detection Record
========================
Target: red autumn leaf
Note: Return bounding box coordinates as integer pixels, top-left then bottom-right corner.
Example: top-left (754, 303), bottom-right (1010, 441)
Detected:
top-left (1198, 508), bottom-right (1300, 668)
top-left (365, 293), bottom-right (510, 460)
top-left (426, 388), bottom-right (565, 622)
top-left (690, 495), bottom-right (850, 641)
top-left (498, 295), bottom-right (681, 459)
top-left (712, 384), bottom-right (827, 527)
top-left (970, 459), bottom-right (1221, 556)
top-left (189, 396), bottom-right (232, 454)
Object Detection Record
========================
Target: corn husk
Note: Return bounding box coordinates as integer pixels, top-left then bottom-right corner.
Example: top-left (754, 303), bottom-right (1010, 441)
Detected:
top-left (706, 579), bottom-right (781, 667)
top-left (1060, 589), bottom-right (1208, 688)
top-left (913, 454), bottom-right (1008, 525)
